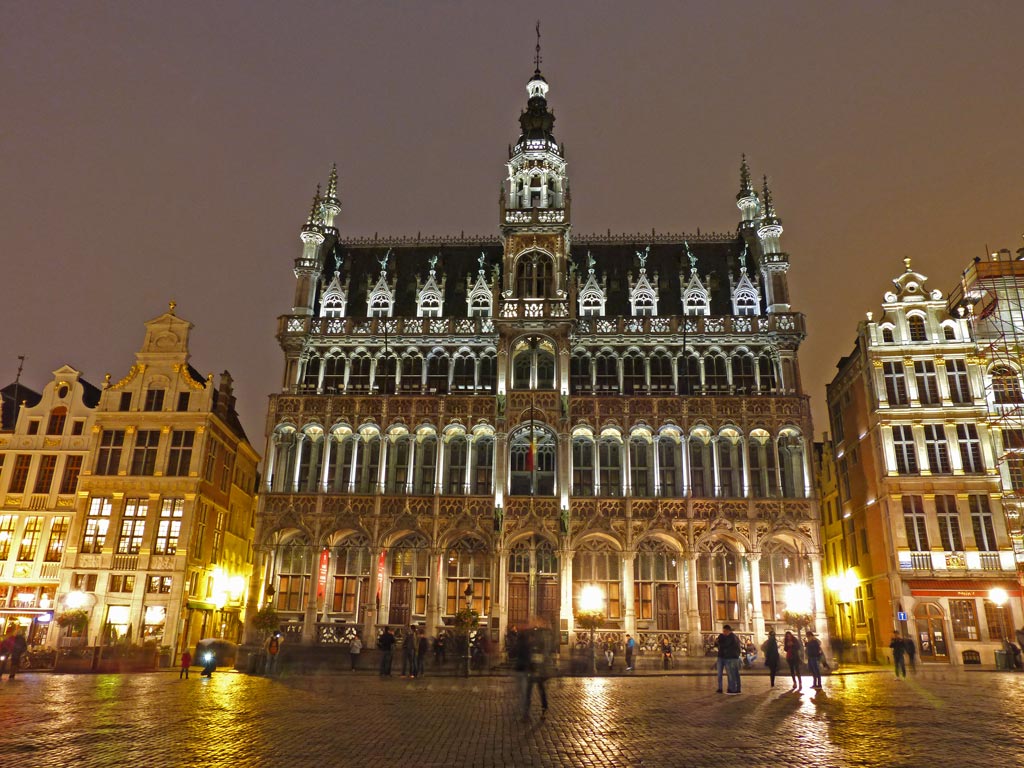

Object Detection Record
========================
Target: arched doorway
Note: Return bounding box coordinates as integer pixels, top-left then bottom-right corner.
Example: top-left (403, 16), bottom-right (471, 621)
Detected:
top-left (914, 602), bottom-right (950, 663)
top-left (507, 537), bottom-right (559, 630)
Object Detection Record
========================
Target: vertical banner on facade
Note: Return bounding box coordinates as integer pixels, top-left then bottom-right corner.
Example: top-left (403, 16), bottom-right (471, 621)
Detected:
top-left (376, 549), bottom-right (387, 601)
top-left (317, 548), bottom-right (330, 600)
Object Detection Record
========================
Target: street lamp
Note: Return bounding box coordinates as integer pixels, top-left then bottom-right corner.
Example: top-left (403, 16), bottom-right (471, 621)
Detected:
top-left (576, 584), bottom-right (606, 676)
top-left (989, 587), bottom-right (1010, 670)
top-left (827, 569), bottom-right (858, 662)
top-left (463, 583), bottom-right (474, 678)
top-left (782, 582), bottom-right (814, 635)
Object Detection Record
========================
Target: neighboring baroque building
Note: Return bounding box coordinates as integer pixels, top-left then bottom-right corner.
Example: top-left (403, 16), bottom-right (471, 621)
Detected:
top-left (826, 260), bottom-right (1019, 666)
top-left (254, 60), bottom-right (824, 657)
top-left (0, 369), bottom-right (96, 643)
top-left (61, 307), bottom-right (260, 655)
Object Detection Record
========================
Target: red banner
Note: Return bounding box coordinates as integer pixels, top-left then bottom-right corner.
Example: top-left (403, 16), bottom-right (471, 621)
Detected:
top-left (376, 549), bottom-right (387, 600)
top-left (317, 549), bottom-right (330, 600)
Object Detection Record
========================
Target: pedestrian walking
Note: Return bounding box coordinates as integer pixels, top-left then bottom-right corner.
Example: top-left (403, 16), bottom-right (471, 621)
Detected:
top-left (761, 630), bottom-right (780, 687)
top-left (0, 628), bottom-right (15, 676)
top-left (180, 650), bottom-right (192, 679)
top-left (417, 630), bottom-right (429, 677)
top-left (516, 619), bottom-right (552, 722)
top-left (805, 630), bottom-right (823, 689)
top-left (624, 634), bottom-right (636, 671)
top-left (903, 635), bottom-right (917, 672)
top-left (349, 632), bottom-right (362, 671)
top-left (401, 627), bottom-right (417, 678)
top-left (378, 627), bottom-right (396, 676)
top-left (266, 633), bottom-right (281, 675)
top-left (506, 625), bottom-right (519, 662)
top-left (784, 630), bottom-right (803, 690)
top-left (7, 632), bottom-right (27, 680)
top-left (714, 624), bottom-right (742, 694)
top-left (889, 633), bottom-right (907, 678)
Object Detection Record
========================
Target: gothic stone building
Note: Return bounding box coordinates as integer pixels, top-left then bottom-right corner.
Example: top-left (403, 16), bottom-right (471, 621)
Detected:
top-left (255, 64), bottom-right (824, 657)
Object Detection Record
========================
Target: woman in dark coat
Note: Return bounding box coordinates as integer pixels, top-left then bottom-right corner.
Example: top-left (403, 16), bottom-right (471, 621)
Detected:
top-left (761, 630), bottom-right (781, 687)
top-left (783, 630), bottom-right (803, 690)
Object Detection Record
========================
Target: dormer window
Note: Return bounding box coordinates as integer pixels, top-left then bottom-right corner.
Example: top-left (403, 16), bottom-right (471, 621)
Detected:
top-left (419, 297), bottom-right (441, 318)
top-left (469, 297), bottom-right (491, 318)
top-left (632, 293), bottom-right (656, 317)
top-left (369, 296), bottom-right (392, 318)
top-left (882, 327), bottom-right (895, 343)
top-left (144, 389), bottom-right (164, 412)
top-left (908, 316), bottom-right (927, 342)
top-left (735, 295), bottom-right (757, 316)
top-left (516, 252), bottom-right (552, 299)
top-left (322, 297), bottom-right (345, 318)
top-left (578, 259), bottom-right (606, 317)
top-left (684, 291), bottom-right (709, 316)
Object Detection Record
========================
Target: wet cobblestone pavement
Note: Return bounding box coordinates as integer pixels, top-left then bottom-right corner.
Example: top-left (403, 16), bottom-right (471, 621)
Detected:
top-left (1, 668), bottom-right (1022, 767)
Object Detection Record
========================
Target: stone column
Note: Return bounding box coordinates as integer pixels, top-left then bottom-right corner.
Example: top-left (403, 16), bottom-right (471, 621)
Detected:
top-left (685, 554), bottom-right (701, 655)
top-left (809, 554), bottom-right (828, 639)
top-left (622, 550), bottom-right (636, 637)
top-left (747, 554), bottom-right (765, 640)
top-left (364, 545), bottom-right (383, 641)
top-left (711, 437), bottom-right (722, 497)
top-left (320, 435), bottom-right (333, 492)
top-left (291, 435), bottom-right (305, 493)
top-left (425, 548), bottom-right (444, 632)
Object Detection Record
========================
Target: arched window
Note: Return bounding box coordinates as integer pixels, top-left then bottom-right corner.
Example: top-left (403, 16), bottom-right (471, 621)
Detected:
top-left (399, 355), bottom-right (422, 393)
top-left (354, 432), bottom-right (382, 493)
top-left (478, 353), bottom-right (497, 392)
top-left (511, 338), bottom-right (555, 390)
top-left (907, 315), bottom-right (927, 342)
top-left (271, 428), bottom-right (297, 492)
top-left (689, 431), bottom-right (714, 497)
top-left (697, 542), bottom-right (740, 629)
top-left (302, 357), bottom-right (322, 390)
top-left (882, 327), bottom-right (895, 343)
top-left (595, 352), bottom-right (618, 392)
top-left (384, 433), bottom-right (413, 493)
top-left (329, 534), bottom-right (372, 617)
top-left (634, 539), bottom-right (681, 629)
top-left (389, 533), bottom-right (430, 625)
top-left (275, 535), bottom-right (312, 613)
top-left (426, 354), bottom-right (449, 394)
top-left (414, 432), bottom-right (438, 494)
top-left (572, 539), bottom-right (622, 621)
top-left (657, 433), bottom-right (683, 498)
top-left (445, 435), bottom-right (469, 494)
top-left (705, 355), bottom-right (728, 392)
top-left (734, 292), bottom-right (758, 316)
top-left (943, 324), bottom-right (957, 341)
top-left (650, 352), bottom-right (673, 392)
top-left (598, 433), bottom-right (623, 497)
top-left (509, 426), bottom-right (556, 496)
top-left (678, 355), bottom-right (700, 395)
top-left (717, 430), bottom-right (743, 498)
top-left (731, 354), bottom-right (755, 392)
top-left (572, 434), bottom-right (595, 496)
top-left (622, 352), bottom-right (645, 394)
top-left (778, 431), bottom-right (806, 498)
top-left (452, 354), bottom-right (475, 391)
top-left (322, 294), bottom-right (345, 318)
top-left (992, 366), bottom-right (1023, 404)
top-left (571, 352), bottom-right (592, 393)
top-left (629, 434), bottom-right (654, 497)
top-left (347, 355), bottom-right (371, 392)
top-left (446, 537), bottom-right (492, 616)
top-left (322, 356), bottom-right (345, 392)
top-left (376, 354), bottom-right (397, 395)
top-left (759, 543), bottom-right (806, 627)
top-left (328, 431), bottom-right (358, 493)
top-left (748, 430), bottom-right (777, 498)
top-left (516, 252), bottom-right (553, 298)
top-left (471, 435), bottom-right (494, 494)
top-left (757, 355), bottom-right (777, 393)
top-left (47, 406), bottom-right (67, 436)
top-left (297, 428), bottom-right (325, 492)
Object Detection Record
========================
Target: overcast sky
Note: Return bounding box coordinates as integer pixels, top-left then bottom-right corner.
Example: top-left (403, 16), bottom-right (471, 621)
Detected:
top-left (2, 1), bottom-right (1022, 448)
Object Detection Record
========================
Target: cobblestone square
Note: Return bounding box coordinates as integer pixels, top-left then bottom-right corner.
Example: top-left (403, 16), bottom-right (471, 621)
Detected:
top-left (1, 668), bottom-right (1022, 767)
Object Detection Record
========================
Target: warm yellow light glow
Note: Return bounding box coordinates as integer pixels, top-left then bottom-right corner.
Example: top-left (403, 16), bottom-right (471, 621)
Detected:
top-left (579, 584), bottom-right (605, 613)
top-left (989, 587), bottom-right (1009, 607)
top-left (228, 576), bottom-right (246, 600)
top-left (827, 569), bottom-right (859, 604)
top-left (784, 583), bottom-right (813, 615)
top-left (65, 590), bottom-right (88, 609)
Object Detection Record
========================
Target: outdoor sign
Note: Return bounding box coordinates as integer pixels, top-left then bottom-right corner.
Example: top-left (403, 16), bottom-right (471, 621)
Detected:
top-left (317, 549), bottom-right (330, 600)
top-left (897, 611), bottom-right (907, 621)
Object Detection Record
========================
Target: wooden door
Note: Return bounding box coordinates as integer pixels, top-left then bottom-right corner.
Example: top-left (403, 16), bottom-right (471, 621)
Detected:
top-left (388, 579), bottom-right (411, 626)
top-left (697, 584), bottom-right (713, 632)
top-left (537, 578), bottom-right (560, 629)
top-left (656, 583), bottom-right (680, 630)
top-left (508, 579), bottom-right (529, 629)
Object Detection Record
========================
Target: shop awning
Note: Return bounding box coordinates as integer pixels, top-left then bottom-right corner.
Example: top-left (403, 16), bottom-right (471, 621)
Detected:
top-left (906, 579), bottom-right (1021, 598)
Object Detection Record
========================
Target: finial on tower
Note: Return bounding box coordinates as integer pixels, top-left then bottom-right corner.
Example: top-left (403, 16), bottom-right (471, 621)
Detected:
top-left (761, 176), bottom-right (779, 224)
top-left (305, 185), bottom-right (322, 228)
top-left (904, 256), bottom-right (912, 272)
top-left (739, 154), bottom-right (752, 196)
top-left (534, 20), bottom-right (542, 75)
top-left (168, 300), bottom-right (177, 315)
top-left (327, 163), bottom-right (338, 199)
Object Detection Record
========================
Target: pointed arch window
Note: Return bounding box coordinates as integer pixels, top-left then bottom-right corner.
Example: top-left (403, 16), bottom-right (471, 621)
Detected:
top-left (570, 352), bottom-right (592, 393)
top-left (368, 294), bottom-right (393, 318)
top-left (778, 431), bottom-right (806, 498)
top-left (330, 534), bottom-right (371, 616)
top-left (748, 430), bottom-right (777, 498)
top-left (689, 431), bottom-right (714, 497)
top-left (572, 540), bottom-right (622, 620)
top-left (303, 356), bottom-right (322, 390)
top-left (594, 352), bottom-right (618, 393)
top-left (731, 354), bottom-right (755, 392)
top-left (634, 539), bottom-right (681, 628)
top-left (376, 354), bottom-right (397, 395)
top-left (389, 533), bottom-right (430, 624)
top-left (399, 355), bottom-right (423, 393)
top-left (414, 433), bottom-right (438, 494)
top-left (444, 435), bottom-right (469, 494)
top-left (622, 352), bottom-right (645, 395)
top-left (471, 435), bottom-right (495, 494)
top-left (760, 544), bottom-right (806, 625)
top-left (716, 431), bottom-right (743, 498)
top-left (446, 537), bottom-right (492, 616)
top-left (650, 352), bottom-right (673, 392)
top-left (354, 432), bottom-right (382, 493)
top-left (678, 355), bottom-right (700, 396)
top-left (598, 434), bottom-right (624, 497)
top-left (704, 355), bottom-right (728, 392)
top-left (757, 356), bottom-right (777, 393)
top-left (347, 355), bottom-right (371, 392)
top-left (629, 434), bottom-right (654, 497)
top-left (275, 536), bottom-right (312, 613)
top-left (478, 353), bottom-right (497, 392)
top-left (657, 434), bottom-right (683, 498)
top-left (384, 434), bottom-right (413, 493)
top-left (572, 434), bottom-right (595, 496)
top-left (297, 429), bottom-right (325, 492)
top-left (697, 542), bottom-right (740, 627)
top-left (511, 338), bottom-right (555, 390)
top-left (452, 354), bottom-right (475, 391)
top-left (516, 252), bottom-right (553, 299)
top-left (426, 354), bottom-right (449, 394)
top-left (509, 425), bottom-right (556, 496)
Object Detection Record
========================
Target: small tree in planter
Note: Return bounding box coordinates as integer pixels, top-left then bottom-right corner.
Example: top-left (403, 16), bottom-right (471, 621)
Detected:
top-left (782, 610), bottom-right (814, 635)
top-left (252, 605), bottom-right (281, 642)
top-left (452, 606), bottom-right (480, 677)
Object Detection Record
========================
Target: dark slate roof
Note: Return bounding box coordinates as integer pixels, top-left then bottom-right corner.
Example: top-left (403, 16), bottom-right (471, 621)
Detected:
top-left (319, 233), bottom-right (754, 318)
top-left (79, 377), bottom-right (102, 407)
top-left (0, 382), bottom-right (42, 431)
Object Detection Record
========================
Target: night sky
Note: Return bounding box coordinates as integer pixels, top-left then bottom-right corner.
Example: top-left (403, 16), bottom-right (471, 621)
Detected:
top-left (2, 2), bottom-right (1022, 448)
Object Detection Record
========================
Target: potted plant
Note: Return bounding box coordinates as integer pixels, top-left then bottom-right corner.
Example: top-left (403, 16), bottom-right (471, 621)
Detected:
top-left (56, 609), bottom-right (89, 635)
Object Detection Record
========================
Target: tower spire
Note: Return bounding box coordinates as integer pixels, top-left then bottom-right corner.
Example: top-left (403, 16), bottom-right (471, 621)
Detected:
top-left (761, 175), bottom-right (779, 225)
top-left (304, 184), bottom-right (322, 229)
top-left (736, 154), bottom-right (759, 228)
top-left (738, 154), bottom-right (752, 198)
top-left (322, 164), bottom-right (341, 227)
top-left (534, 20), bottom-right (542, 75)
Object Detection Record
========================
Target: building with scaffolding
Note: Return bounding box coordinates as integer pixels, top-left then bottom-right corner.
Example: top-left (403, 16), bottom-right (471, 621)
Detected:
top-left (827, 258), bottom-right (1020, 666)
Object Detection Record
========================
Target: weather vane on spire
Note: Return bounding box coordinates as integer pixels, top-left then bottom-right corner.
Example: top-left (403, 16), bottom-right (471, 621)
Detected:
top-left (534, 20), bottom-right (542, 73)
top-left (378, 248), bottom-right (391, 274)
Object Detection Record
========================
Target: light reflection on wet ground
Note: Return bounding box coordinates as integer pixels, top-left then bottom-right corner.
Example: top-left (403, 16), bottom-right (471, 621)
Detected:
top-left (1, 668), bottom-right (1022, 766)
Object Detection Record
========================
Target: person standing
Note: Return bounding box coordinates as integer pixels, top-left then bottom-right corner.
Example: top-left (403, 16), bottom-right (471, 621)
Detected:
top-left (401, 627), bottom-right (417, 678)
top-left (516, 620), bottom-right (551, 721)
top-left (604, 638), bottom-right (615, 670)
top-left (266, 633), bottom-right (281, 675)
top-left (783, 630), bottom-right (803, 690)
top-left (903, 635), bottom-right (917, 672)
top-left (349, 632), bottom-right (362, 671)
top-left (0, 628), bottom-right (15, 676)
top-left (761, 630), bottom-right (781, 687)
top-left (416, 630), bottom-right (429, 677)
top-left (889, 633), bottom-right (907, 678)
top-left (179, 650), bottom-right (192, 679)
top-left (506, 625), bottom-right (519, 662)
top-left (7, 631), bottom-right (27, 680)
top-left (378, 627), bottom-right (396, 676)
top-left (434, 634), bottom-right (446, 667)
top-left (804, 630), bottom-right (823, 689)
top-left (715, 624), bottom-right (742, 694)
top-left (624, 634), bottom-right (636, 671)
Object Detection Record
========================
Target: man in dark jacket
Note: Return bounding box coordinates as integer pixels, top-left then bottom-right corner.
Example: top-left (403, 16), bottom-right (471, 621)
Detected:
top-left (8, 631), bottom-right (28, 679)
top-left (378, 628), bottom-right (396, 676)
top-left (715, 624), bottom-right (742, 694)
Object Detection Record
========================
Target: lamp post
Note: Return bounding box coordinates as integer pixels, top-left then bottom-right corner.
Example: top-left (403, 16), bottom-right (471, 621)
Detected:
top-left (463, 583), bottom-right (474, 678)
top-left (989, 587), bottom-right (1010, 671)
top-left (827, 569), bottom-right (858, 663)
top-left (576, 584), bottom-right (606, 676)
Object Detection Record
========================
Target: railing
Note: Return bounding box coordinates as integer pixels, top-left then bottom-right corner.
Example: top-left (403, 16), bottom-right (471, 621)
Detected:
top-left (111, 555), bottom-right (139, 571)
top-left (979, 552), bottom-right (1003, 570)
top-left (279, 315), bottom-right (496, 338)
top-left (701, 632), bottom-right (754, 656)
top-left (909, 552), bottom-right (933, 570)
top-left (498, 299), bottom-right (570, 319)
top-left (315, 623), bottom-right (359, 645)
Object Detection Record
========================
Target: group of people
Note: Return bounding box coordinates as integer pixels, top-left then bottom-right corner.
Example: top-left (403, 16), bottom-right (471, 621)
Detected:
top-left (715, 625), bottom-right (827, 694)
top-left (375, 626), bottom-right (434, 678)
top-left (888, 632), bottom-right (918, 678)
